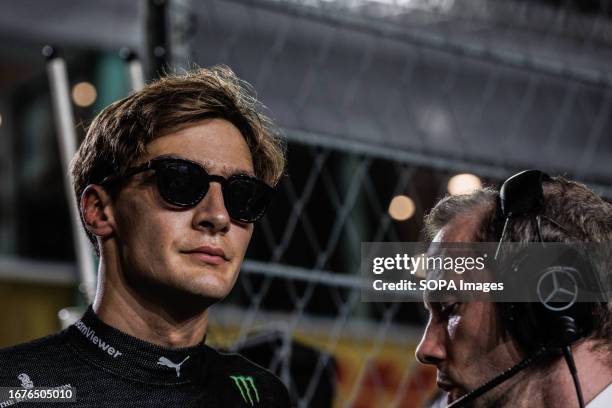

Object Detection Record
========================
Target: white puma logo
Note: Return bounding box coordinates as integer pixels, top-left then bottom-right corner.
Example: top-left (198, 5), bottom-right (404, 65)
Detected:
top-left (18, 373), bottom-right (34, 389)
top-left (157, 356), bottom-right (190, 378)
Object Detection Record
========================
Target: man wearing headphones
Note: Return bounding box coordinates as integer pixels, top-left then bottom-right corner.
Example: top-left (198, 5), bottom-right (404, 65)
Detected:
top-left (416, 171), bottom-right (611, 407)
top-left (0, 67), bottom-right (291, 407)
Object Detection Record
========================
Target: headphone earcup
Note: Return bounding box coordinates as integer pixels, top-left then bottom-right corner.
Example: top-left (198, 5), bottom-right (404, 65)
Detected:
top-left (500, 247), bottom-right (598, 354)
top-left (500, 302), bottom-right (542, 353)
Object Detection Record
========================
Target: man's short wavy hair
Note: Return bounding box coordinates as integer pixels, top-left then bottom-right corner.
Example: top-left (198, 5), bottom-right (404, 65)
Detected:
top-left (70, 66), bottom-right (286, 254)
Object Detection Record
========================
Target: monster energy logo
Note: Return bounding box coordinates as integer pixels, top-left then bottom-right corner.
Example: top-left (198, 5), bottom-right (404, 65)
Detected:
top-left (230, 375), bottom-right (260, 405)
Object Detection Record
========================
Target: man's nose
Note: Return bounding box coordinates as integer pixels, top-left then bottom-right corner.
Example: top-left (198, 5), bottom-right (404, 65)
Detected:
top-left (192, 183), bottom-right (230, 233)
top-left (415, 318), bottom-right (447, 366)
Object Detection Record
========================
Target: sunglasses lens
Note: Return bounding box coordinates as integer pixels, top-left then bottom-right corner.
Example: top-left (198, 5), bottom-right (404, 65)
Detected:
top-left (156, 161), bottom-right (207, 206)
top-left (224, 178), bottom-right (272, 222)
top-left (149, 158), bottom-right (272, 221)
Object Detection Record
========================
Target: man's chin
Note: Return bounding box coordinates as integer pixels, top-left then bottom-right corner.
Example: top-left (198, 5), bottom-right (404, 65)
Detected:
top-left (151, 278), bottom-right (232, 309)
top-left (179, 262), bottom-right (236, 290)
top-left (164, 288), bottom-right (227, 311)
top-left (447, 388), bottom-right (466, 405)
top-left (173, 278), bottom-right (231, 301)
top-left (192, 277), bottom-right (235, 298)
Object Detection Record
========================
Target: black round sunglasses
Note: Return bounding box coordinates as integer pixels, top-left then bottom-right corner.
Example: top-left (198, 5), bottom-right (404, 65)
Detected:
top-left (100, 157), bottom-right (274, 223)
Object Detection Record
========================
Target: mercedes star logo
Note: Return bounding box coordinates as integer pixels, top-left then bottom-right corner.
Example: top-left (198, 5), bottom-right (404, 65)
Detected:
top-left (536, 266), bottom-right (579, 311)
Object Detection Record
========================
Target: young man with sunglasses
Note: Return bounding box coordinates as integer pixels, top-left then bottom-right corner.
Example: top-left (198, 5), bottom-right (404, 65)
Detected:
top-left (0, 67), bottom-right (291, 407)
top-left (417, 170), bottom-right (611, 408)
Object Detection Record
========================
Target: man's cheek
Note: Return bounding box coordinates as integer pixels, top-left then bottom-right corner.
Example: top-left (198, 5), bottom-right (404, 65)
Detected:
top-left (235, 226), bottom-right (254, 257)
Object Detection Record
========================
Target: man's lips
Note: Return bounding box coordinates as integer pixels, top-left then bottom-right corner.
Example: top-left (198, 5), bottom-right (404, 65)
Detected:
top-left (436, 381), bottom-right (455, 393)
top-left (183, 246), bottom-right (228, 265)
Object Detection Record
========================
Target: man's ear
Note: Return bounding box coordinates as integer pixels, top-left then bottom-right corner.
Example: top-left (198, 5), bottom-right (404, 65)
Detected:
top-left (80, 185), bottom-right (116, 238)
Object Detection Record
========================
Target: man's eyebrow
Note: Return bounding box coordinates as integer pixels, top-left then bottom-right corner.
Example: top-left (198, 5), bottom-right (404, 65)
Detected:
top-left (423, 299), bottom-right (435, 312)
top-left (424, 301), bottom-right (443, 313)
top-left (423, 288), bottom-right (436, 310)
top-left (150, 154), bottom-right (255, 177)
top-left (195, 158), bottom-right (255, 178)
top-left (209, 162), bottom-right (255, 178)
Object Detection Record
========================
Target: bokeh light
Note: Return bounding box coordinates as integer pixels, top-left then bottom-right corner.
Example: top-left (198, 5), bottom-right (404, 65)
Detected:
top-left (388, 195), bottom-right (416, 221)
top-left (447, 173), bottom-right (482, 195)
top-left (71, 82), bottom-right (97, 107)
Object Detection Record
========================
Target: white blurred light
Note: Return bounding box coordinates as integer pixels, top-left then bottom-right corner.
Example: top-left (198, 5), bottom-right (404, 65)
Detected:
top-left (0, 113), bottom-right (2, 128)
top-left (388, 195), bottom-right (415, 221)
top-left (72, 82), bottom-right (97, 107)
top-left (448, 173), bottom-right (482, 195)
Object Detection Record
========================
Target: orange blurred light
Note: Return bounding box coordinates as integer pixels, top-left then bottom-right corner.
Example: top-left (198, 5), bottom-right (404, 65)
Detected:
top-left (72, 82), bottom-right (97, 107)
top-left (388, 195), bottom-right (415, 221)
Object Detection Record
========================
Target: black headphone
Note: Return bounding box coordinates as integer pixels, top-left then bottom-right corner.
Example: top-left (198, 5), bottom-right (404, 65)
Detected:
top-left (500, 247), bottom-right (601, 353)
top-left (495, 170), bottom-right (605, 354)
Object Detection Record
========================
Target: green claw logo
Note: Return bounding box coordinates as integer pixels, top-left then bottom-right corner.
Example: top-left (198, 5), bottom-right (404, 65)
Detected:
top-left (230, 375), bottom-right (260, 405)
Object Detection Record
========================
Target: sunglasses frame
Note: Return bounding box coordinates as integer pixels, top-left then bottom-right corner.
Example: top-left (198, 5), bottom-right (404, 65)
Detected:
top-left (100, 157), bottom-right (274, 223)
